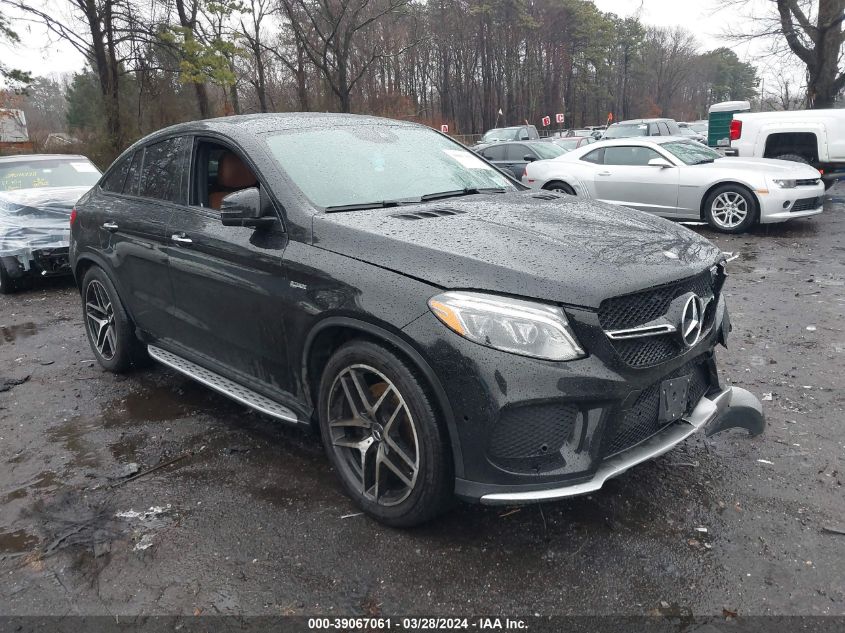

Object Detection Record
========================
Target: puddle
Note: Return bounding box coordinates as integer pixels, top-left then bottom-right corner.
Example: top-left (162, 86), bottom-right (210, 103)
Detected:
top-left (109, 433), bottom-right (148, 461)
top-left (100, 377), bottom-right (235, 428)
top-left (0, 528), bottom-right (39, 554)
top-left (2, 471), bottom-right (63, 503)
top-left (0, 322), bottom-right (39, 344)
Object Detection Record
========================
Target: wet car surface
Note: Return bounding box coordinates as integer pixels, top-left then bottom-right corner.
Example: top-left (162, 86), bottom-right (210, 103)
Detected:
top-left (0, 184), bottom-right (843, 615)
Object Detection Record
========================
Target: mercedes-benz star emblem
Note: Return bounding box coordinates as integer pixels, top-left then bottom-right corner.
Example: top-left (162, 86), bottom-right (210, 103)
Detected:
top-left (680, 294), bottom-right (704, 347)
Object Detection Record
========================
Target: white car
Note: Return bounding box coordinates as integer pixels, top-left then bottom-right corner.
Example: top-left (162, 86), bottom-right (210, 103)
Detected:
top-left (522, 137), bottom-right (825, 233)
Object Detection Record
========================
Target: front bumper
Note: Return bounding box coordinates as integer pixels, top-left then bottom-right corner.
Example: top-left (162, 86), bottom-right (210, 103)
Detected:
top-left (758, 185), bottom-right (825, 223)
top-left (479, 385), bottom-right (764, 504)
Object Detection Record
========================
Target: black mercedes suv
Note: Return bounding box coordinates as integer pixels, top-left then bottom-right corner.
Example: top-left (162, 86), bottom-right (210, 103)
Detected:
top-left (70, 114), bottom-right (764, 526)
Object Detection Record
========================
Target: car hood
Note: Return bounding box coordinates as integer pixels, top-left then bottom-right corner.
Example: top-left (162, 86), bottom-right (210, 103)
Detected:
top-left (0, 186), bottom-right (89, 258)
top-left (709, 157), bottom-right (821, 178)
top-left (312, 191), bottom-right (722, 308)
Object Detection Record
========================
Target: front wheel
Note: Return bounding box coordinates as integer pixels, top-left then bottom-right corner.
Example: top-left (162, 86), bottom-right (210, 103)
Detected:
top-left (704, 185), bottom-right (758, 233)
top-left (318, 340), bottom-right (453, 527)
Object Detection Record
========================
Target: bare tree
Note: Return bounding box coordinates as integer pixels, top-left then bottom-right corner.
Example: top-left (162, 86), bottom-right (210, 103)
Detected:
top-left (277, 0), bottom-right (413, 112)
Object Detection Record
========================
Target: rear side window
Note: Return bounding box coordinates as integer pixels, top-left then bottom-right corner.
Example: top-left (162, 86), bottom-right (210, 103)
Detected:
top-left (658, 122), bottom-right (671, 135)
top-left (124, 151), bottom-right (143, 196)
top-left (665, 120), bottom-right (682, 135)
top-left (139, 137), bottom-right (188, 203)
top-left (581, 148), bottom-right (605, 164)
top-left (101, 154), bottom-right (132, 193)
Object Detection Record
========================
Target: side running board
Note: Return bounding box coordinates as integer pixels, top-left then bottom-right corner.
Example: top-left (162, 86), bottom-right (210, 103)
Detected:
top-left (147, 345), bottom-right (299, 424)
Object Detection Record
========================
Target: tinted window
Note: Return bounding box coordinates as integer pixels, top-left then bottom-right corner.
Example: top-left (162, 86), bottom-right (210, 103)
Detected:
top-left (100, 154), bottom-right (132, 193)
top-left (505, 144), bottom-right (529, 161)
top-left (581, 148), bottom-right (605, 164)
top-left (124, 151), bottom-right (143, 196)
top-left (139, 137), bottom-right (188, 203)
top-left (481, 145), bottom-right (506, 161)
top-left (604, 146), bottom-right (662, 166)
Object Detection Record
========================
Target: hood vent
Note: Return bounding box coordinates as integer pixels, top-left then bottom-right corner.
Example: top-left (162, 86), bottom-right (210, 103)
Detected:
top-left (532, 192), bottom-right (563, 200)
top-left (391, 207), bottom-right (466, 220)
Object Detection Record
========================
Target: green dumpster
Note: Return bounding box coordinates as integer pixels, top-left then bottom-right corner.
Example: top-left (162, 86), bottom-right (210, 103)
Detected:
top-left (708, 101), bottom-right (751, 147)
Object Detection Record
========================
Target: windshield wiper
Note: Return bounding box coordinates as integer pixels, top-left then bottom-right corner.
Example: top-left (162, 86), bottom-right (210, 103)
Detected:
top-left (691, 158), bottom-right (716, 165)
top-left (324, 200), bottom-right (407, 212)
top-left (419, 187), bottom-right (507, 202)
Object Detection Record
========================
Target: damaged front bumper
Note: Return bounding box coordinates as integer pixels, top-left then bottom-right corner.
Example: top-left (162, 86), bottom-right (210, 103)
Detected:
top-left (479, 386), bottom-right (764, 505)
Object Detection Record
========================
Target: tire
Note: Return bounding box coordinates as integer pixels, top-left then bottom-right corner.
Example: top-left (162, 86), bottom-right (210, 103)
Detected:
top-left (703, 184), bottom-right (759, 234)
top-left (81, 266), bottom-right (147, 372)
top-left (0, 260), bottom-right (21, 294)
top-left (543, 181), bottom-right (575, 195)
top-left (773, 153), bottom-right (810, 164)
top-left (318, 340), bottom-right (453, 527)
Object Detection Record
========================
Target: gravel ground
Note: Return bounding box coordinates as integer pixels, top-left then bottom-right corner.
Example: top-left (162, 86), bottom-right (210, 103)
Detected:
top-left (0, 185), bottom-right (843, 617)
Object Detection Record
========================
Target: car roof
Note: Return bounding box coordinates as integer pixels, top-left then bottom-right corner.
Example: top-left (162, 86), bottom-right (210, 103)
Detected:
top-left (612, 118), bottom-right (674, 125)
top-left (584, 136), bottom-right (694, 148)
top-left (0, 153), bottom-right (90, 162)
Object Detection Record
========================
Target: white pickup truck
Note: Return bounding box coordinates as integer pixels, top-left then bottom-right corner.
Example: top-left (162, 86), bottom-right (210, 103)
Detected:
top-left (726, 109), bottom-right (845, 189)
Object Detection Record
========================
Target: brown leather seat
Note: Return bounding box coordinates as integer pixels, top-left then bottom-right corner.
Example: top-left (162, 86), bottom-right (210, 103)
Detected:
top-left (209, 152), bottom-right (257, 209)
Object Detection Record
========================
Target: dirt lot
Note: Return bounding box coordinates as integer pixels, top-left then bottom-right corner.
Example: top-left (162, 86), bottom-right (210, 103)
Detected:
top-left (1, 185), bottom-right (843, 617)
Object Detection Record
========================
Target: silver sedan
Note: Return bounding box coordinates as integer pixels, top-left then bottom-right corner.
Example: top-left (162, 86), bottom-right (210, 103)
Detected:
top-left (522, 137), bottom-right (825, 233)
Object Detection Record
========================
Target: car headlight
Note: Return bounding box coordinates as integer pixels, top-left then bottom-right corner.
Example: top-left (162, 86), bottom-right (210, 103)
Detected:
top-left (427, 291), bottom-right (585, 361)
top-left (772, 178), bottom-right (796, 188)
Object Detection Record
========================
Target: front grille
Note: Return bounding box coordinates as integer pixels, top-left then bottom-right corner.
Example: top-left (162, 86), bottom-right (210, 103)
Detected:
top-left (605, 357), bottom-right (711, 457)
top-left (488, 402), bottom-right (579, 473)
top-left (791, 197), bottom-right (822, 212)
top-left (599, 270), bottom-right (722, 367)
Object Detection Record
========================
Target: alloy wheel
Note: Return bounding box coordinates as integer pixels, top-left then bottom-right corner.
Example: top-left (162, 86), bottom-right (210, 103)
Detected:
top-left (327, 364), bottom-right (420, 506)
top-left (711, 191), bottom-right (748, 229)
top-left (85, 279), bottom-right (117, 360)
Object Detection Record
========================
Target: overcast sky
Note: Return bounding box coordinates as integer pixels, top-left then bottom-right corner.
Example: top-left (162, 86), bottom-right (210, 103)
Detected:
top-left (2, 0), bottom-right (802, 88)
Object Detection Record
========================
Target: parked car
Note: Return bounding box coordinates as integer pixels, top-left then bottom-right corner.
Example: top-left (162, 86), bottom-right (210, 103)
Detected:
top-left (677, 126), bottom-right (707, 144)
top-left (545, 136), bottom-right (596, 152)
top-left (602, 118), bottom-right (683, 140)
top-left (479, 124), bottom-right (540, 144)
top-left (476, 140), bottom-right (567, 178)
top-left (71, 114), bottom-right (764, 526)
top-left (725, 108), bottom-right (845, 189)
top-left (522, 137), bottom-right (825, 233)
top-left (0, 154), bottom-right (101, 293)
top-left (681, 121), bottom-right (708, 136)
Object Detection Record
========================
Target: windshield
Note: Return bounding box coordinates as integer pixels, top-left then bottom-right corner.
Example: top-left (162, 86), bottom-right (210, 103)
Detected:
top-left (532, 143), bottom-right (567, 159)
top-left (0, 157), bottom-right (101, 192)
top-left (661, 141), bottom-right (721, 165)
top-left (602, 124), bottom-right (649, 139)
top-left (266, 125), bottom-right (516, 209)
top-left (481, 128), bottom-right (519, 142)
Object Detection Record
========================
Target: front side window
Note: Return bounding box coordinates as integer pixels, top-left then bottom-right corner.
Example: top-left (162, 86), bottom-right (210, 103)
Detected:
top-left (265, 125), bottom-right (516, 209)
top-left (603, 146), bottom-right (663, 166)
top-left (139, 137), bottom-right (188, 203)
top-left (0, 157), bottom-right (100, 191)
top-left (505, 144), bottom-right (530, 161)
top-left (482, 145), bottom-right (506, 161)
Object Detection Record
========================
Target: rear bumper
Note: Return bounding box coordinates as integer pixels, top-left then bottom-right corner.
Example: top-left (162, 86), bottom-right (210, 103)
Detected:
top-left (470, 386), bottom-right (764, 505)
top-left (1, 248), bottom-right (71, 278)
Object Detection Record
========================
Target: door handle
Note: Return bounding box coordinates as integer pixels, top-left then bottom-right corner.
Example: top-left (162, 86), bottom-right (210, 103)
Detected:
top-left (598, 171), bottom-right (611, 176)
top-left (102, 222), bottom-right (119, 232)
top-left (171, 234), bottom-right (193, 245)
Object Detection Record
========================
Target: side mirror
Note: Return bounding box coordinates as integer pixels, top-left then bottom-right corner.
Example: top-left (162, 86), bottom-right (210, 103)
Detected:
top-left (647, 157), bottom-right (673, 168)
top-left (523, 155), bottom-right (536, 162)
top-left (220, 188), bottom-right (275, 227)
